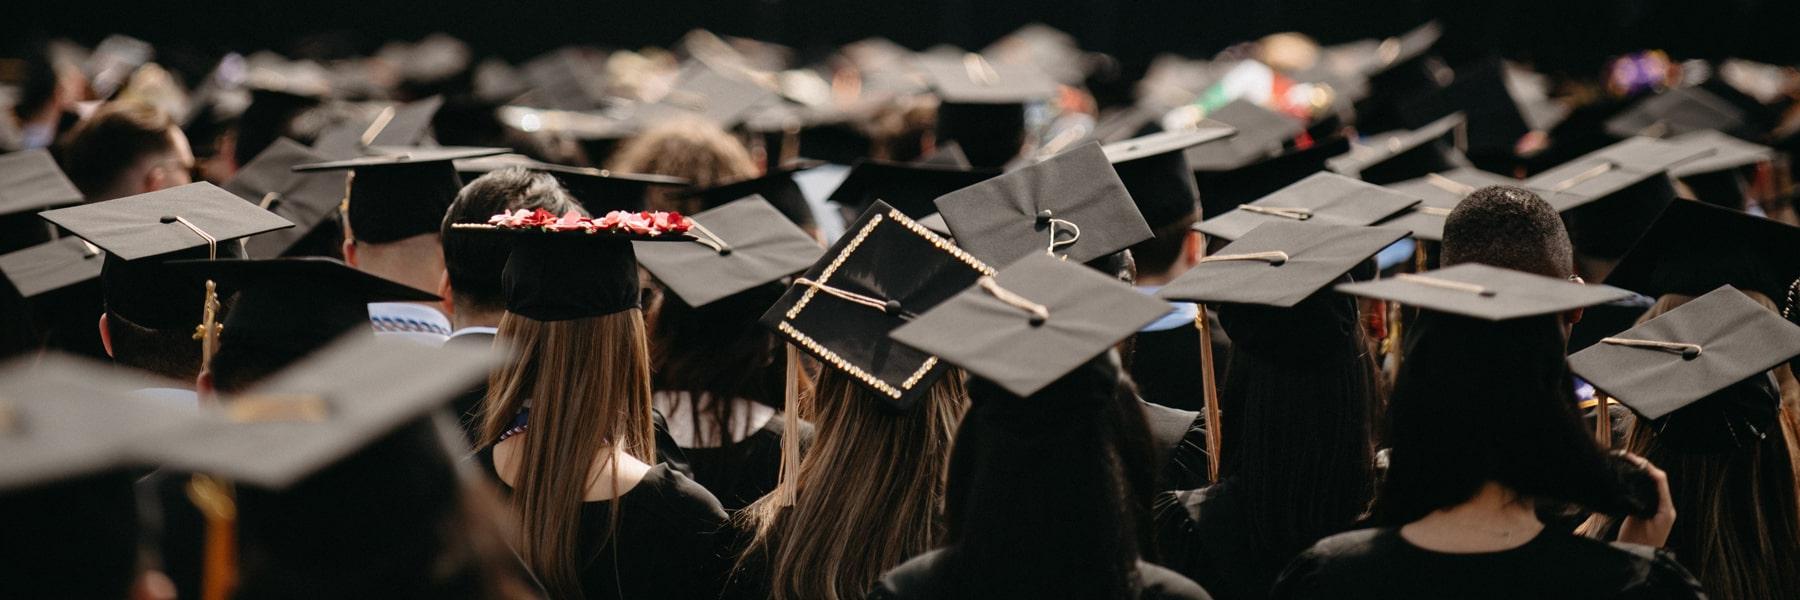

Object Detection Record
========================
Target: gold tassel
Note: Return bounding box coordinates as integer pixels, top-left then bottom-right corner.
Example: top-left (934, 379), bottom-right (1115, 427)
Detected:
top-left (1194, 305), bottom-right (1222, 483)
top-left (187, 475), bottom-right (237, 600)
top-left (776, 343), bottom-right (804, 507)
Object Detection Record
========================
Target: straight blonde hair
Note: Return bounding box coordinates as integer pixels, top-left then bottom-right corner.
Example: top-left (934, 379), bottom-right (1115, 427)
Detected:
top-left (732, 368), bottom-right (969, 600)
top-left (480, 310), bottom-right (657, 600)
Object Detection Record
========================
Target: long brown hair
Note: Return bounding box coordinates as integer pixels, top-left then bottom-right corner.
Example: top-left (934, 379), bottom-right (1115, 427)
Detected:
top-left (479, 310), bottom-right (657, 600)
top-left (732, 368), bottom-right (969, 600)
top-left (1596, 292), bottom-right (1800, 600)
top-left (606, 118), bottom-right (758, 214)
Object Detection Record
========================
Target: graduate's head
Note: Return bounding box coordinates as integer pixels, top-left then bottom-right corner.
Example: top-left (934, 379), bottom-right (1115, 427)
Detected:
top-left (440, 167), bottom-right (579, 324)
top-left (1441, 185), bottom-right (1574, 280)
top-left (62, 100), bottom-right (193, 202)
top-left (606, 117), bottom-right (758, 213)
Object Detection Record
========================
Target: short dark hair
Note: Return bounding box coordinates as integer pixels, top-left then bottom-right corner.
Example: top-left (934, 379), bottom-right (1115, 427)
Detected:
top-left (1128, 211), bottom-right (1199, 277)
top-left (104, 308), bottom-right (204, 382)
top-left (62, 101), bottom-right (178, 197)
top-left (441, 168), bottom-right (579, 312)
top-left (1441, 185), bottom-right (1573, 279)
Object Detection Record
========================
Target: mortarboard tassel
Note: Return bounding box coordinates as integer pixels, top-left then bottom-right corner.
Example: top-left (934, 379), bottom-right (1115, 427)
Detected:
top-left (775, 343), bottom-right (805, 507)
top-left (1194, 307), bottom-right (1222, 482)
top-left (167, 216), bottom-right (224, 403)
top-left (187, 474), bottom-right (237, 600)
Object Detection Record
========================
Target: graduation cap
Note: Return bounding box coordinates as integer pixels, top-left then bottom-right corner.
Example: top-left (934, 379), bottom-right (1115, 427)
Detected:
top-left (38, 182), bottom-right (294, 262)
top-left (825, 159), bottom-right (1001, 218)
top-left (1663, 130), bottom-right (1777, 209)
top-left (0, 237), bottom-right (106, 299)
top-left (1327, 113), bottom-right (1469, 185)
top-left (760, 201), bottom-right (993, 410)
top-left (133, 334), bottom-right (497, 489)
top-left (1336, 262), bottom-right (1632, 321)
top-left (1194, 135), bottom-right (1354, 222)
top-left (1381, 167), bottom-right (1519, 241)
top-left (1391, 57), bottom-right (1530, 159)
top-left (294, 147), bottom-right (507, 244)
top-left (634, 196), bottom-right (823, 307)
top-left (923, 53), bottom-right (1059, 168)
top-left (917, 212), bottom-right (952, 236)
top-left (1603, 86), bottom-right (1755, 141)
top-left (1183, 100), bottom-right (1307, 172)
top-left (918, 142), bottom-right (972, 168)
top-left (631, 65), bottom-right (777, 129)
top-left (166, 257), bottom-right (439, 364)
top-left (934, 142), bottom-right (1152, 266)
top-left (1603, 199), bottom-right (1800, 303)
top-left (1102, 128), bottom-right (1235, 230)
top-left (889, 251), bottom-right (1168, 396)
top-left (1194, 172), bottom-right (1420, 242)
top-left (0, 149), bottom-right (83, 218)
top-left (0, 353), bottom-right (201, 492)
top-left (1568, 286), bottom-right (1800, 452)
top-left (1525, 137), bottom-right (1715, 258)
top-left (680, 161), bottom-right (823, 228)
top-left (454, 154), bottom-right (689, 215)
top-left (225, 138), bottom-right (347, 259)
top-left (361, 96), bottom-right (446, 148)
top-left (1158, 222), bottom-right (1410, 308)
top-left (452, 209), bottom-right (694, 321)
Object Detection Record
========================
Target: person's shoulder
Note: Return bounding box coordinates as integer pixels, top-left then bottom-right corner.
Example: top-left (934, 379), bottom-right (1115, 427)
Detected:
top-left (1300, 526), bottom-right (1391, 558)
top-left (869, 549), bottom-right (951, 600)
top-left (631, 465), bottom-right (729, 525)
top-left (1136, 560), bottom-right (1214, 600)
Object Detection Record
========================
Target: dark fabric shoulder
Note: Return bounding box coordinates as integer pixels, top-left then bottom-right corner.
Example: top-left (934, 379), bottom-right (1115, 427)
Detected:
top-left (1607, 542), bottom-right (1708, 600)
top-left (627, 465), bottom-right (729, 526)
top-left (1137, 561), bottom-right (1214, 600)
top-left (1141, 399), bottom-right (1209, 491)
top-left (869, 549), bottom-right (951, 600)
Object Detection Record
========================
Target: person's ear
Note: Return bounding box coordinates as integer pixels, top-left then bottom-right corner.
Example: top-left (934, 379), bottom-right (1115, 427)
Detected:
top-left (341, 239), bottom-right (358, 267)
top-left (1565, 307), bottom-right (1585, 326)
top-left (1181, 229), bottom-right (1204, 266)
top-left (195, 371), bottom-right (215, 404)
top-left (141, 165), bottom-right (165, 195)
top-left (437, 271), bottom-right (454, 318)
top-left (98, 312), bottom-right (114, 358)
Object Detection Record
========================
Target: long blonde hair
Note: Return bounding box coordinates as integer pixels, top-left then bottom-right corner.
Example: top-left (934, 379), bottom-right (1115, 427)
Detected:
top-left (606, 118), bottom-right (758, 214)
top-left (732, 368), bottom-right (969, 600)
top-left (480, 310), bottom-right (657, 600)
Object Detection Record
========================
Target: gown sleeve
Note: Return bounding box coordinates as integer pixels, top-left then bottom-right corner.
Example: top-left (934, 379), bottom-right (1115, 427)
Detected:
top-left (1266, 549), bottom-right (1327, 600)
top-left (1615, 545), bottom-right (1708, 600)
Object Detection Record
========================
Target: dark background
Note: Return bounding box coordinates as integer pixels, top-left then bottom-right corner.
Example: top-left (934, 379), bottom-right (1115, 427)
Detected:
top-left (7, 0), bottom-right (1797, 76)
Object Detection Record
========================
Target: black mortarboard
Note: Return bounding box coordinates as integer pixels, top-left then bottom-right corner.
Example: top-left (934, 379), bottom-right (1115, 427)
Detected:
top-left (634, 196), bottom-right (823, 307)
top-left (0, 149), bottom-right (83, 217)
top-left (236, 85), bottom-right (328, 166)
top-left (38, 182), bottom-right (295, 262)
top-left (0, 353), bottom-right (198, 491)
top-left (0, 237), bottom-right (105, 299)
top-left (1158, 222), bottom-right (1410, 308)
top-left (167, 257), bottom-right (438, 361)
top-left (225, 138), bottom-right (347, 259)
top-left (1391, 57), bottom-right (1530, 159)
top-left (1603, 86), bottom-right (1755, 141)
top-left (1336, 263), bottom-right (1632, 320)
top-left (918, 142), bottom-right (971, 168)
top-left (889, 251), bottom-right (1168, 396)
top-left (134, 335), bottom-right (496, 489)
top-left (455, 210), bottom-right (693, 321)
top-left (1183, 100), bottom-right (1306, 172)
top-left (681, 162), bottom-right (823, 228)
top-left (1194, 136), bottom-right (1354, 221)
top-left (935, 142), bottom-right (1152, 266)
top-left (1195, 172), bottom-right (1420, 242)
top-left (1568, 286), bottom-right (1800, 452)
top-left (917, 212), bottom-right (952, 236)
top-left (1664, 130), bottom-right (1776, 209)
top-left (294, 147), bottom-right (507, 244)
top-left (825, 159), bottom-right (1001, 218)
top-left (923, 54), bottom-right (1059, 169)
top-left (1603, 199), bottom-right (1800, 303)
top-left (361, 96), bottom-right (446, 148)
top-left (1381, 167), bottom-right (1518, 242)
top-left (1102, 128), bottom-right (1235, 230)
top-left (1327, 113), bottom-right (1469, 185)
top-left (1525, 137), bottom-right (1714, 258)
top-left (455, 154), bottom-right (688, 214)
top-left (760, 202), bottom-right (993, 410)
top-left (631, 65), bottom-right (777, 129)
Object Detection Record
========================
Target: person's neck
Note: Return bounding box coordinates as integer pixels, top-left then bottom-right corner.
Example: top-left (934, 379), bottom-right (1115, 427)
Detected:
top-left (1400, 482), bottom-right (1545, 553)
top-left (353, 237), bottom-right (444, 301)
top-left (450, 304), bottom-right (503, 332)
top-left (1135, 266), bottom-right (1187, 288)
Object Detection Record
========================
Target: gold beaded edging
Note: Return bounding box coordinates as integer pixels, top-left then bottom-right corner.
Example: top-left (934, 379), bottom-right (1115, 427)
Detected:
top-left (886, 208), bottom-right (994, 275)
top-left (787, 214), bottom-right (885, 318)
top-left (778, 321), bottom-right (902, 399)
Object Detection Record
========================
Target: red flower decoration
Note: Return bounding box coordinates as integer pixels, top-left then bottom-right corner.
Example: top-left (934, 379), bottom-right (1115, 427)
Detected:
top-left (485, 208), bottom-right (691, 236)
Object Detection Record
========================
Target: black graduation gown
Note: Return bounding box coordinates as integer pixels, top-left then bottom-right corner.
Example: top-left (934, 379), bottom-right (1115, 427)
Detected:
top-left (476, 447), bottom-right (730, 600)
top-left (1153, 480), bottom-right (1285, 600)
top-left (1142, 399), bottom-right (1210, 492)
top-left (680, 415), bottom-right (815, 512)
top-left (1127, 308), bottom-right (1231, 413)
top-left (1270, 528), bottom-right (1706, 600)
top-left (868, 548), bottom-right (1215, 600)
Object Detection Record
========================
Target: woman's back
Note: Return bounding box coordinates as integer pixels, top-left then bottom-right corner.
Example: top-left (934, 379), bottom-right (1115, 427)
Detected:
top-left (477, 446), bottom-right (730, 600)
top-left (1271, 528), bottom-right (1704, 600)
top-left (870, 549), bottom-right (1212, 600)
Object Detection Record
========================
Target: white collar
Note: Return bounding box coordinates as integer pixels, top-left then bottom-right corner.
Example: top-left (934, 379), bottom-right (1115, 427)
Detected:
top-left (448, 326), bottom-right (499, 339)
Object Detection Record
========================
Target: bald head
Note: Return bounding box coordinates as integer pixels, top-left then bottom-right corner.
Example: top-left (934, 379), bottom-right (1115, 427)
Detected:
top-left (1441, 185), bottom-right (1574, 279)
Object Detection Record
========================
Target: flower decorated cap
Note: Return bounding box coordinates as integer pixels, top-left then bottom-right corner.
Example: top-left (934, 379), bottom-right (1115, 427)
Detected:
top-left (453, 208), bottom-right (695, 320)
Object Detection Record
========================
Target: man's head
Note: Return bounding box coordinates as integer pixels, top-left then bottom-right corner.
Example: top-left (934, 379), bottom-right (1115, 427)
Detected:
top-left (440, 167), bottom-right (579, 327)
top-left (61, 101), bottom-right (193, 201)
top-left (1128, 210), bottom-right (1203, 286)
top-left (1442, 185), bottom-right (1574, 279)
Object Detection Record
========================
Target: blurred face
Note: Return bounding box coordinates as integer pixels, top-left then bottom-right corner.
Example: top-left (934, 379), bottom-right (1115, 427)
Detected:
top-left (143, 126), bottom-right (195, 192)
